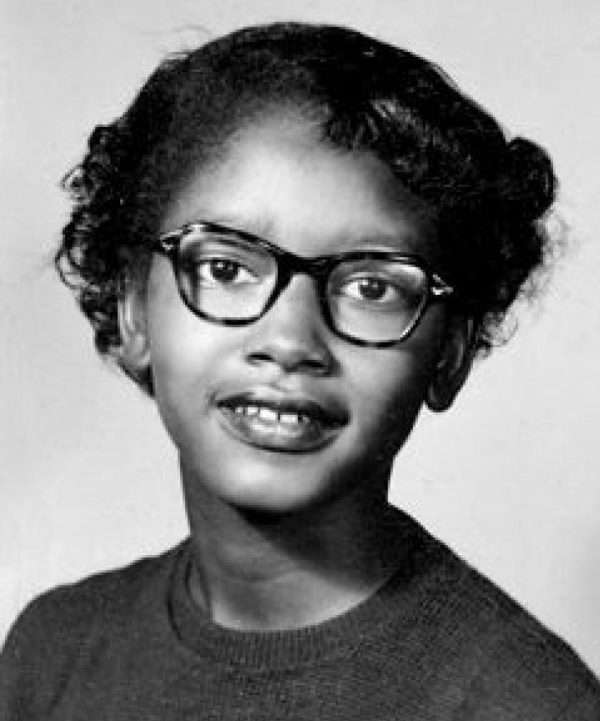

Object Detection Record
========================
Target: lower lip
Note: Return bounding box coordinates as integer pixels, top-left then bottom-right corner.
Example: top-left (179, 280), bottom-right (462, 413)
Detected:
top-left (217, 406), bottom-right (341, 453)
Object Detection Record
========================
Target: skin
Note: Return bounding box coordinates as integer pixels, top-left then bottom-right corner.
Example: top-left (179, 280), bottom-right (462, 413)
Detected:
top-left (120, 115), bottom-right (473, 631)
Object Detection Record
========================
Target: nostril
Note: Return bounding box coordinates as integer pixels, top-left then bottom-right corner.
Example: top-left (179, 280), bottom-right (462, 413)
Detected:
top-left (244, 319), bottom-right (335, 375)
top-left (246, 343), bottom-right (332, 375)
top-left (303, 356), bottom-right (331, 373)
top-left (246, 350), bottom-right (273, 365)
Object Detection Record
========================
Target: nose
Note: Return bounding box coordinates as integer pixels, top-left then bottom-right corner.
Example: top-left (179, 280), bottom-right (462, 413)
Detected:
top-left (243, 275), bottom-right (335, 376)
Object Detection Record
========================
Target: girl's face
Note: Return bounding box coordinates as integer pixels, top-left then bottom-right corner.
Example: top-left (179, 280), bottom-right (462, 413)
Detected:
top-left (123, 117), bottom-right (469, 515)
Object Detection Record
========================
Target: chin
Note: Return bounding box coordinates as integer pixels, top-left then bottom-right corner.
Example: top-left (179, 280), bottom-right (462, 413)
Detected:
top-left (179, 421), bottom-right (393, 520)
top-left (218, 464), bottom-right (334, 517)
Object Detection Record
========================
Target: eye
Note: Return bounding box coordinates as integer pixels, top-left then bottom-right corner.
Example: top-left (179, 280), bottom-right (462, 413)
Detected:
top-left (341, 275), bottom-right (404, 305)
top-left (195, 257), bottom-right (259, 286)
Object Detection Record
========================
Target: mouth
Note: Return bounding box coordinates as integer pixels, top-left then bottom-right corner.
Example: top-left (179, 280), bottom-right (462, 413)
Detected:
top-left (216, 391), bottom-right (347, 453)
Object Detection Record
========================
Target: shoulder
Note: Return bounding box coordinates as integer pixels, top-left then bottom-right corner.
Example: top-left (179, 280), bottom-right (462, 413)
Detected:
top-left (3, 541), bottom-right (185, 645)
top-left (461, 566), bottom-right (598, 716)
top-left (409, 527), bottom-right (600, 719)
top-left (0, 541), bottom-right (188, 716)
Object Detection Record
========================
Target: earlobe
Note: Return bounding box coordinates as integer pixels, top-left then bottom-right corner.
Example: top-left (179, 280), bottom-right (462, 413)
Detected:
top-left (117, 284), bottom-right (151, 376)
top-left (426, 316), bottom-right (476, 412)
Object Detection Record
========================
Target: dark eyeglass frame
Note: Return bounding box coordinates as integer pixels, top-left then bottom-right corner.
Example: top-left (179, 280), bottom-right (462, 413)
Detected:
top-left (153, 220), bottom-right (454, 348)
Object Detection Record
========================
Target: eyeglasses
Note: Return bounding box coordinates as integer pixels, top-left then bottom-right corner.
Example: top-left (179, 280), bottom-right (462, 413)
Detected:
top-left (154, 220), bottom-right (453, 347)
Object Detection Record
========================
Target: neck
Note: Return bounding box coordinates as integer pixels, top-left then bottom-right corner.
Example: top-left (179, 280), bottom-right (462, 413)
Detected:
top-left (182, 467), bottom-right (411, 631)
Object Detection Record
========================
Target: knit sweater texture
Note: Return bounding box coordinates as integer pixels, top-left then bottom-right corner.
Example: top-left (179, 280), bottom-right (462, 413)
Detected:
top-left (1, 519), bottom-right (599, 720)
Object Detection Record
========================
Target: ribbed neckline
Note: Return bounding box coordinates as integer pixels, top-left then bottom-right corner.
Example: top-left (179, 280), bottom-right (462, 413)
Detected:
top-left (168, 517), bottom-right (450, 671)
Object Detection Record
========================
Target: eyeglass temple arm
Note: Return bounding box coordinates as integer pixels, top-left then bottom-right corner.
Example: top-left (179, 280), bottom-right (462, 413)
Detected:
top-left (431, 274), bottom-right (454, 298)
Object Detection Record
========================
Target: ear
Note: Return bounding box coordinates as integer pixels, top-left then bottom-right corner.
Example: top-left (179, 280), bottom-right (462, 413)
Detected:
top-left (117, 281), bottom-right (151, 378)
top-left (426, 314), bottom-right (476, 412)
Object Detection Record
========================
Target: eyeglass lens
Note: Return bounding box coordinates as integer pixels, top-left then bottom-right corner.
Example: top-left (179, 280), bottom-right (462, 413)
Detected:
top-left (175, 229), bottom-right (430, 344)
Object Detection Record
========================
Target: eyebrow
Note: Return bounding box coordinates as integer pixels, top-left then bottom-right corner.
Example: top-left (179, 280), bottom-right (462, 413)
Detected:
top-left (182, 213), bottom-right (425, 255)
top-left (176, 210), bottom-right (274, 239)
top-left (336, 231), bottom-right (423, 253)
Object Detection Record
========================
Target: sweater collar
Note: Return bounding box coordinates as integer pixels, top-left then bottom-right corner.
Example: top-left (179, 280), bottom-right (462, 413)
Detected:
top-left (168, 517), bottom-right (449, 671)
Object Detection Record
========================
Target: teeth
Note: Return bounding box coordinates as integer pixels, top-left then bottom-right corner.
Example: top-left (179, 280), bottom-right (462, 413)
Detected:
top-left (258, 407), bottom-right (278, 422)
top-left (230, 404), bottom-right (312, 425)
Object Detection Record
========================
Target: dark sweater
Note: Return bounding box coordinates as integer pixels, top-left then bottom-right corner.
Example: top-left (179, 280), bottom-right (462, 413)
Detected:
top-left (1, 520), bottom-right (599, 720)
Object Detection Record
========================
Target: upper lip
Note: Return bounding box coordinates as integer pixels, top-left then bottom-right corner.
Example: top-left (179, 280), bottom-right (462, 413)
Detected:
top-left (215, 388), bottom-right (348, 426)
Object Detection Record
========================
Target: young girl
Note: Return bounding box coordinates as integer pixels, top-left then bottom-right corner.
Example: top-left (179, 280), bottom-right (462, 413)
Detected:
top-left (1, 21), bottom-right (598, 719)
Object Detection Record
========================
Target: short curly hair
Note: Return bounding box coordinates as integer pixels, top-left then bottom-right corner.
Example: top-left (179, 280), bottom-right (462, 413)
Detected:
top-left (56, 22), bottom-right (557, 395)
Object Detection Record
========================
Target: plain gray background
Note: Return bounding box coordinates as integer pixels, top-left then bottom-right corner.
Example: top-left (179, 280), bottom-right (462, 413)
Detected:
top-left (1, 0), bottom-right (599, 674)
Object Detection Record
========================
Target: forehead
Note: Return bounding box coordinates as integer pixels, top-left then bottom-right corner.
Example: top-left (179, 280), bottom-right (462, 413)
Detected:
top-left (162, 116), bottom-right (438, 258)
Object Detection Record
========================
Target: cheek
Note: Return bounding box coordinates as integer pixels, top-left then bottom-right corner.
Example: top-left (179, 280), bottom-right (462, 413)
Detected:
top-left (345, 326), bottom-right (443, 445)
top-left (146, 258), bottom-right (235, 373)
top-left (353, 359), bottom-right (427, 426)
top-left (147, 269), bottom-right (201, 381)
top-left (144, 262), bottom-right (223, 430)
